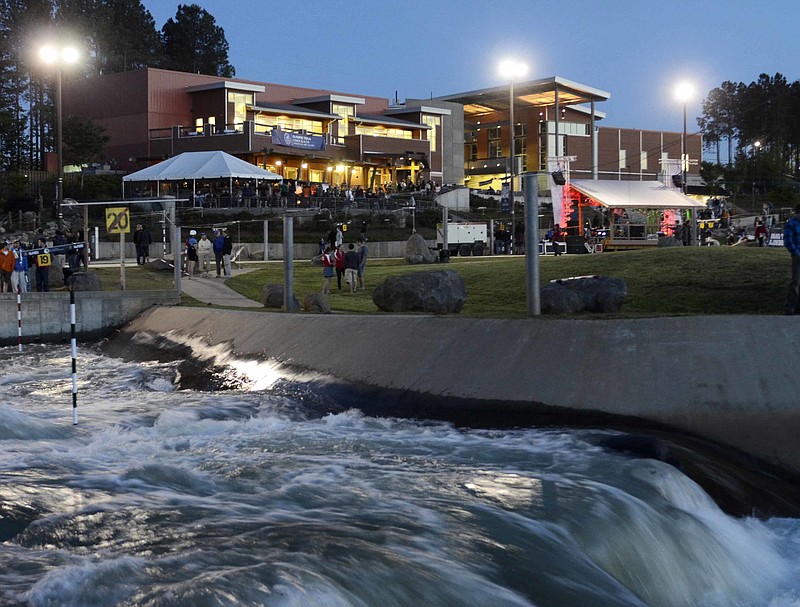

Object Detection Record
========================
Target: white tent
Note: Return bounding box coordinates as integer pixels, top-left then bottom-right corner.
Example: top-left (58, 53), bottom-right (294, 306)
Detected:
top-left (569, 179), bottom-right (704, 209)
top-left (122, 150), bottom-right (282, 203)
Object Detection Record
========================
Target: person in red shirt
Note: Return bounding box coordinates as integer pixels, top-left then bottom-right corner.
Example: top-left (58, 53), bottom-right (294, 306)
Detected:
top-left (321, 246), bottom-right (334, 294)
top-left (334, 245), bottom-right (345, 290)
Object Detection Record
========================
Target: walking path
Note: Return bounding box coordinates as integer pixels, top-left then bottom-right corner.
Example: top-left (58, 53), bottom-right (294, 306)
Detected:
top-left (180, 268), bottom-right (262, 308)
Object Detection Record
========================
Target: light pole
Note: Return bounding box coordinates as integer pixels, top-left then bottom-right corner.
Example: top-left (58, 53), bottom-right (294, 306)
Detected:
top-left (675, 81), bottom-right (695, 244)
top-left (499, 59), bottom-right (527, 254)
top-left (39, 44), bottom-right (79, 228)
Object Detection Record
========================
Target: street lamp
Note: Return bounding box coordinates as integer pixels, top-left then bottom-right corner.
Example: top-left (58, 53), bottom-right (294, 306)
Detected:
top-left (499, 59), bottom-right (527, 254)
top-left (674, 81), bottom-right (695, 244)
top-left (39, 44), bottom-right (79, 227)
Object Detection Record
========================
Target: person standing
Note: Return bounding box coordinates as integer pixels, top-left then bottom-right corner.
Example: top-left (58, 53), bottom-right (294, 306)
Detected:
top-left (212, 229), bottom-right (225, 277)
top-left (185, 230), bottom-right (198, 279)
top-left (357, 238), bottom-right (368, 290)
top-left (333, 245), bottom-right (345, 290)
top-left (10, 239), bottom-right (29, 293)
top-left (197, 232), bottom-right (213, 277)
top-left (755, 221), bottom-right (768, 247)
top-left (33, 238), bottom-right (50, 292)
top-left (133, 224), bottom-right (152, 265)
top-left (321, 245), bottom-right (334, 294)
top-left (344, 243), bottom-right (359, 293)
top-left (222, 228), bottom-right (233, 278)
top-left (0, 241), bottom-right (14, 292)
top-left (552, 224), bottom-right (564, 256)
top-left (783, 204), bottom-right (800, 315)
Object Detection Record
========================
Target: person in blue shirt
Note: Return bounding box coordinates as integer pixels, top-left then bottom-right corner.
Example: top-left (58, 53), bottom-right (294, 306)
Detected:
top-left (212, 229), bottom-right (225, 277)
top-left (783, 204), bottom-right (800, 314)
top-left (10, 239), bottom-right (29, 293)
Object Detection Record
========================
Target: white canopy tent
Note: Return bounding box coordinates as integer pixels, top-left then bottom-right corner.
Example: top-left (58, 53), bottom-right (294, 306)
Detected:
top-left (569, 179), bottom-right (705, 210)
top-left (122, 150), bottom-right (282, 204)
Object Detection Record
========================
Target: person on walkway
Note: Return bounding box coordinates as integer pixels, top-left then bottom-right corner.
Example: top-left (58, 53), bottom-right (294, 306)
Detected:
top-left (185, 230), bottom-right (198, 279)
top-left (783, 204), bottom-right (800, 315)
top-left (222, 228), bottom-right (233, 278)
top-left (133, 224), bottom-right (152, 265)
top-left (0, 241), bottom-right (14, 292)
top-left (10, 239), bottom-right (29, 293)
top-left (321, 245), bottom-right (334, 294)
top-left (212, 229), bottom-right (225, 277)
top-left (197, 232), bottom-right (213, 277)
top-left (334, 245), bottom-right (345, 290)
top-left (357, 238), bottom-right (368, 290)
top-left (344, 243), bottom-right (359, 293)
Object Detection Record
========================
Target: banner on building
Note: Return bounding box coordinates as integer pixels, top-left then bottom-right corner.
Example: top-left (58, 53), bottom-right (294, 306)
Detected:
top-left (500, 183), bottom-right (510, 213)
top-left (271, 129), bottom-right (326, 151)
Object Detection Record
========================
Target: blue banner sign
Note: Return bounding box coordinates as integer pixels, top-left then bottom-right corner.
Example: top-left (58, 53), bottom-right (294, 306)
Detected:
top-left (271, 129), bottom-right (326, 151)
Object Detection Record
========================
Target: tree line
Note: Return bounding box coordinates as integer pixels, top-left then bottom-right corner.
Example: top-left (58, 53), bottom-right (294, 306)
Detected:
top-left (0, 1), bottom-right (234, 173)
top-left (698, 73), bottom-right (800, 199)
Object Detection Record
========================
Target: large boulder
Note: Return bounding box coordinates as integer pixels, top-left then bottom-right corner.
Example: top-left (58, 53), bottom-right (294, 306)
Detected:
top-left (260, 283), bottom-right (300, 309)
top-left (372, 269), bottom-right (466, 314)
top-left (303, 292), bottom-right (331, 314)
top-left (541, 275), bottom-right (627, 314)
top-left (66, 271), bottom-right (101, 291)
top-left (404, 233), bottom-right (438, 265)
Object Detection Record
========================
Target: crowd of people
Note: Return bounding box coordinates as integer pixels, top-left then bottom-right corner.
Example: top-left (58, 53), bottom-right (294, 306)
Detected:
top-left (321, 236), bottom-right (368, 295)
top-left (0, 229), bottom-right (87, 293)
top-left (182, 178), bottom-right (442, 211)
top-left (182, 227), bottom-right (233, 279)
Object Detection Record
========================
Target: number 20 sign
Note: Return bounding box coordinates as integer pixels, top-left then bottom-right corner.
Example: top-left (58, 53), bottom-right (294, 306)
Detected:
top-left (105, 207), bottom-right (131, 234)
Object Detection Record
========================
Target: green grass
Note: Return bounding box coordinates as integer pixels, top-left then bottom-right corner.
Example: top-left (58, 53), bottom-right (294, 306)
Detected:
top-left (225, 246), bottom-right (792, 318)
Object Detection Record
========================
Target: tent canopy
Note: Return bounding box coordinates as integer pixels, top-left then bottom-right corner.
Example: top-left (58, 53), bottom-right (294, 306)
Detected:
top-left (123, 150), bottom-right (282, 182)
top-left (569, 179), bottom-right (704, 209)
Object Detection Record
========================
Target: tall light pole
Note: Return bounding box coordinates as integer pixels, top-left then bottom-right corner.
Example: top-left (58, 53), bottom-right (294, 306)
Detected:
top-left (499, 59), bottom-right (527, 254)
top-left (675, 81), bottom-right (695, 244)
top-left (39, 44), bottom-right (79, 227)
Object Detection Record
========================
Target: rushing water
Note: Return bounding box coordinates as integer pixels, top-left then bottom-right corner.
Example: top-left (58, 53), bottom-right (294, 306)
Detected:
top-left (2, 339), bottom-right (800, 607)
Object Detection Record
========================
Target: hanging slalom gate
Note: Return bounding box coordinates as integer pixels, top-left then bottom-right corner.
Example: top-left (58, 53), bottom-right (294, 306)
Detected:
top-left (70, 289), bottom-right (78, 425)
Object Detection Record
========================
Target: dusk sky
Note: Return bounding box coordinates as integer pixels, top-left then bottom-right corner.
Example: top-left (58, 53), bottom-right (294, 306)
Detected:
top-left (145, 0), bottom-right (798, 149)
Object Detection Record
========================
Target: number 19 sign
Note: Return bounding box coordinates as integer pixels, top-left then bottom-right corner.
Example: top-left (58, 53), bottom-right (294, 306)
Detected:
top-left (105, 207), bottom-right (131, 234)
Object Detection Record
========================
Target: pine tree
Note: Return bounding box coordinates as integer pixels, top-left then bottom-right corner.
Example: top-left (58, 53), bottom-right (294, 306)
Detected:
top-left (161, 4), bottom-right (234, 77)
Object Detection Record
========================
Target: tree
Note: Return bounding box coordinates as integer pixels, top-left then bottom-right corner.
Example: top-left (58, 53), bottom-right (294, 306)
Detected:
top-left (62, 115), bottom-right (109, 167)
top-left (161, 4), bottom-right (234, 77)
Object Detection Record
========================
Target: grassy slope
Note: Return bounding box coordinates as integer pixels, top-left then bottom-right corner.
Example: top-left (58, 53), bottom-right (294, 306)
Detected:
top-left (225, 246), bottom-right (790, 318)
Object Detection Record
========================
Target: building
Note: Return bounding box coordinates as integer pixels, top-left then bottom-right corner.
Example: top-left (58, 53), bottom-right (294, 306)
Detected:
top-left (63, 68), bottom-right (700, 197)
top-left (434, 76), bottom-right (702, 191)
top-left (63, 67), bottom-right (460, 191)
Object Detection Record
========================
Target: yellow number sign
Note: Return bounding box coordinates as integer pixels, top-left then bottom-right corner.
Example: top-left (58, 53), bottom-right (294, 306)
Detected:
top-left (106, 207), bottom-right (131, 234)
top-left (36, 252), bottom-right (52, 267)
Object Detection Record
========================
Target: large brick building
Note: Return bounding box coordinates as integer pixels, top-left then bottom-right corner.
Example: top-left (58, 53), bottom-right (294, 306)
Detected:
top-left (63, 68), bottom-right (700, 194)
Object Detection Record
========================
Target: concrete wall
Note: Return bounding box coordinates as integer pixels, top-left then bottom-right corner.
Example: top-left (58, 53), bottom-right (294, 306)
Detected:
top-left (0, 291), bottom-right (180, 345)
top-left (120, 308), bottom-right (800, 476)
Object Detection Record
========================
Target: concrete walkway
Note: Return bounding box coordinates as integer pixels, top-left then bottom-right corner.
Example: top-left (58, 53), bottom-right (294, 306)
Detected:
top-left (180, 268), bottom-right (262, 308)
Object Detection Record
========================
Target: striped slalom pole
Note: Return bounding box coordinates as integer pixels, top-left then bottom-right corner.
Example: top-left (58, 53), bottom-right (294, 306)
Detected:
top-left (16, 286), bottom-right (22, 352)
top-left (70, 289), bottom-right (78, 425)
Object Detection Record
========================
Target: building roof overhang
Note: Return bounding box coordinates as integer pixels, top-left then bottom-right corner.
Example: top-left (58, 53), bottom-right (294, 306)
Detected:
top-left (433, 76), bottom-right (610, 118)
top-left (294, 94), bottom-right (366, 105)
top-left (384, 105), bottom-right (452, 116)
top-left (187, 81), bottom-right (265, 93)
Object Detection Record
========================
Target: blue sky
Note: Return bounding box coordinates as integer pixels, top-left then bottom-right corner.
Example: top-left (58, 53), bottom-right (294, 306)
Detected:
top-left (145, 0), bottom-right (798, 139)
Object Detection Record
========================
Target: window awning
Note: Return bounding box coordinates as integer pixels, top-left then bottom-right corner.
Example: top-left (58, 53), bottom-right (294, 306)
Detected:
top-left (569, 180), bottom-right (705, 209)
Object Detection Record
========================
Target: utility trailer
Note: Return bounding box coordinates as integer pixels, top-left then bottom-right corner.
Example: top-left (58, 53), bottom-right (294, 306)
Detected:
top-left (436, 222), bottom-right (488, 256)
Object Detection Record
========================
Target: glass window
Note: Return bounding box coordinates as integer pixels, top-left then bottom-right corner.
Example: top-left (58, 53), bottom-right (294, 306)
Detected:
top-left (354, 124), bottom-right (412, 139)
top-left (488, 126), bottom-right (501, 140)
top-left (254, 115), bottom-right (323, 134)
top-left (619, 150), bottom-right (627, 170)
top-left (640, 151), bottom-right (648, 170)
top-left (422, 115), bottom-right (440, 151)
top-left (468, 143), bottom-right (478, 161)
top-left (333, 104), bottom-right (355, 139)
top-left (227, 91), bottom-right (253, 127)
